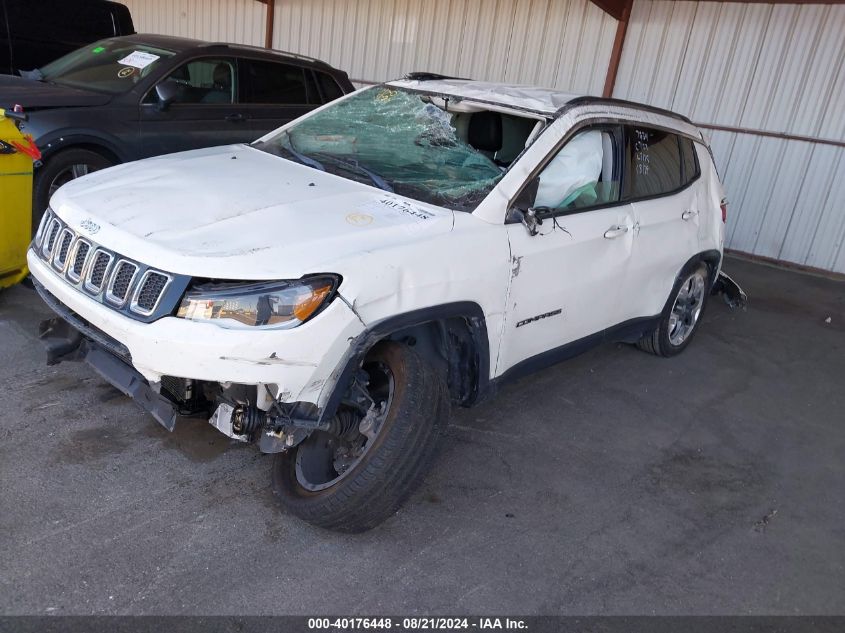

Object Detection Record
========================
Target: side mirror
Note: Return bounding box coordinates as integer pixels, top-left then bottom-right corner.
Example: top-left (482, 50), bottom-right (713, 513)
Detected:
top-left (155, 80), bottom-right (179, 111)
top-left (510, 177), bottom-right (542, 236)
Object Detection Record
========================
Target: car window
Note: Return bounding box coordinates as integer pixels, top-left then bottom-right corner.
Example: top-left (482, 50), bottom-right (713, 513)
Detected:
top-left (241, 60), bottom-right (317, 105)
top-left (680, 137), bottom-right (700, 185)
top-left (38, 40), bottom-right (176, 94)
top-left (622, 126), bottom-right (683, 199)
top-left (252, 86), bottom-right (509, 212)
top-left (149, 58), bottom-right (236, 105)
top-left (315, 71), bottom-right (344, 102)
top-left (532, 128), bottom-right (620, 212)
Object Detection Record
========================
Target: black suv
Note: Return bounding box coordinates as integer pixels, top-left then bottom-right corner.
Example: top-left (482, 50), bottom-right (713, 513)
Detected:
top-left (0, 34), bottom-right (354, 223)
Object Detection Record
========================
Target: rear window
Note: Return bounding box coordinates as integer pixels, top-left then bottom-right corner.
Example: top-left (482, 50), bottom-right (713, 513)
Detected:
top-left (680, 137), bottom-right (701, 185)
top-left (241, 60), bottom-right (318, 105)
top-left (316, 72), bottom-right (344, 102)
top-left (622, 126), bottom-right (683, 200)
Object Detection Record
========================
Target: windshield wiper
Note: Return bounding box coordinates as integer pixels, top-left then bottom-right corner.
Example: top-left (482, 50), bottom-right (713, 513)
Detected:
top-left (273, 132), bottom-right (326, 171)
top-left (318, 154), bottom-right (394, 193)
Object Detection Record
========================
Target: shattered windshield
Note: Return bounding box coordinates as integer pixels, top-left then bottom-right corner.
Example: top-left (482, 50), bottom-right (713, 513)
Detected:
top-left (253, 87), bottom-right (506, 212)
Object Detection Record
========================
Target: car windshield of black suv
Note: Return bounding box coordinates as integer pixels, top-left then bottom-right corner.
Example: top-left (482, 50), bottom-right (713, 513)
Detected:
top-left (253, 86), bottom-right (536, 212)
top-left (37, 40), bottom-right (176, 94)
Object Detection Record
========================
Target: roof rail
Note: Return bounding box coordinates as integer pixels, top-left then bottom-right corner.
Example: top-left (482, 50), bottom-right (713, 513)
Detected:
top-left (404, 71), bottom-right (469, 82)
top-left (201, 42), bottom-right (330, 67)
top-left (559, 96), bottom-right (693, 125)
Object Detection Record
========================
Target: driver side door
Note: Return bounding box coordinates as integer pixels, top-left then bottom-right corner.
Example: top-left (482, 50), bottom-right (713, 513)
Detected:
top-left (496, 124), bottom-right (636, 377)
top-left (138, 56), bottom-right (253, 158)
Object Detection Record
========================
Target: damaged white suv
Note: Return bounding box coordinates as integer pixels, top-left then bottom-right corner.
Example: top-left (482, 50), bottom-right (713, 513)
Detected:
top-left (29, 75), bottom-right (739, 532)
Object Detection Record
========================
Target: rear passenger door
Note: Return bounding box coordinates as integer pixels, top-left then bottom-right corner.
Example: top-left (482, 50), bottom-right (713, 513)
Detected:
top-left (622, 125), bottom-right (702, 320)
top-left (239, 58), bottom-right (321, 137)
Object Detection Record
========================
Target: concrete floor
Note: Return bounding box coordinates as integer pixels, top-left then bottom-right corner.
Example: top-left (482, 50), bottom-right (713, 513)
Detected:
top-left (0, 256), bottom-right (843, 615)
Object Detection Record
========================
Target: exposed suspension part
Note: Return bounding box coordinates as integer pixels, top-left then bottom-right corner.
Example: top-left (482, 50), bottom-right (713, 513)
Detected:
top-left (216, 402), bottom-right (365, 452)
top-left (323, 409), bottom-right (362, 440)
top-left (232, 405), bottom-right (267, 435)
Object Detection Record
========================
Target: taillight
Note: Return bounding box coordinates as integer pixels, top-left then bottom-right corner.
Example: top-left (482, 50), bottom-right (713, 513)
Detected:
top-left (720, 199), bottom-right (727, 223)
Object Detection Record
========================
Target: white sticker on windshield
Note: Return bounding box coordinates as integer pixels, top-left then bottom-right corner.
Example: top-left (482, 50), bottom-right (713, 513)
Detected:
top-left (117, 51), bottom-right (160, 69)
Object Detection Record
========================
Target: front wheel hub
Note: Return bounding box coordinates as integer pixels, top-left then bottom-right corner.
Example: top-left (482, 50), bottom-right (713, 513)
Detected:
top-left (294, 360), bottom-right (394, 492)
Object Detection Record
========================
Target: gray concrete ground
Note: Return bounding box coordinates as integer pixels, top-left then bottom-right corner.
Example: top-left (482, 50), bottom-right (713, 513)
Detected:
top-left (0, 256), bottom-right (843, 615)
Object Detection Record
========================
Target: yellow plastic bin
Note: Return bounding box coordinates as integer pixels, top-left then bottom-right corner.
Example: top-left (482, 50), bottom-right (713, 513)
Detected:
top-left (0, 108), bottom-right (40, 290)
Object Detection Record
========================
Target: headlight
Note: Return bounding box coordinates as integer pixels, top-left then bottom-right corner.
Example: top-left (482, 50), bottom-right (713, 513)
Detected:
top-left (176, 275), bottom-right (338, 329)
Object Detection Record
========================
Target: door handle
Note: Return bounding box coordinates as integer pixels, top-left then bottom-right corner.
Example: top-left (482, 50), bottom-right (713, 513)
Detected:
top-left (682, 209), bottom-right (698, 221)
top-left (604, 225), bottom-right (629, 239)
top-left (224, 113), bottom-right (246, 123)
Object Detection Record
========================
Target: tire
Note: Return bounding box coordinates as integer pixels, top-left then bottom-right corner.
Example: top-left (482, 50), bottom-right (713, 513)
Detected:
top-left (637, 262), bottom-right (711, 357)
top-left (272, 341), bottom-right (449, 532)
top-left (33, 149), bottom-right (114, 234)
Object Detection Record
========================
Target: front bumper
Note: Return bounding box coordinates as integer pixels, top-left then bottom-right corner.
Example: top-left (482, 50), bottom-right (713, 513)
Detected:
top-left (38, 315), bottom-right (179, 430)
top-left (28, 249), bottom-right (363, 408)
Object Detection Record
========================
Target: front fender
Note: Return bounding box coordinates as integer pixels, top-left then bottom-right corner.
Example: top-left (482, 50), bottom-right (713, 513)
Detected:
top-left (35, 130), bottom-right (127, 164)
top-left (316, 301), bottom-right (491, 422)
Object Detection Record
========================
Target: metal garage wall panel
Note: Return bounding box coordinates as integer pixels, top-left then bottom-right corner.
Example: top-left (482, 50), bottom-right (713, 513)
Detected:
top-left (617, 0), bottom-right (845, 272)
top-left (122, 0), bottom-right (266, 46)
top-left (804, 151), bottom-right (845, 272)
top-left (271, 0), bottom-right (615, 95)
top-left (747, 139), bottom-right (815, 260)
top-left (717, 134), bottom-right (845, 274)
top-left (122, 0), bottom-right (616, 92)
top-left (616, 1), bottom-right (845, 139)
top-left (778, 145), bottom-right (845, 268)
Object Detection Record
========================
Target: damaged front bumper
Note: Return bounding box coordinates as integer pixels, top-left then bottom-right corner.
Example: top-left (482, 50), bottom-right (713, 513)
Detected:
top-left (27, 250), bottom-right (363, 410)
top-left (29, 247), bottom-right (366, 452)
top-left (39, 316), bottom-right (180, 430)
top-left (36, 310), bottom-right (337, 453)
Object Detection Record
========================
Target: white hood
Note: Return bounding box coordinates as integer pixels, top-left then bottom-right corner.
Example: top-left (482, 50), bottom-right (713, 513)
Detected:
top-left (50, 144), bottom-right (454, 279)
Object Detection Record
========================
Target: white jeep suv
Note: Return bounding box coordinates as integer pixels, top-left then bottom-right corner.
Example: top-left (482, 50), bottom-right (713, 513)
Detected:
top-left (29, 76), bottom-right (738, 532)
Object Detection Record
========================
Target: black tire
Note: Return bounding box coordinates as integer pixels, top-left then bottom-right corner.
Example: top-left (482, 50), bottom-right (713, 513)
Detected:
top-left (637, 262), bottom-right (711, 357)
top-left (272, 341), bottom-right (449, 532)
top-left (33, 149), bottom-right (113, 234)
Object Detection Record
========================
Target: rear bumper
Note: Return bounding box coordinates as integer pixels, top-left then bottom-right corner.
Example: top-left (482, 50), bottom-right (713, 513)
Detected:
top-left (712, 270), bottom-right (748, 309)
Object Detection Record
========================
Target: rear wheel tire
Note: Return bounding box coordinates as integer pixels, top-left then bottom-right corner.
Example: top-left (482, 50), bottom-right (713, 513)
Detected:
top-left (637, 263), bottom-right (711, 357)
top-left (272, 341), bottom-right (449, 533)
top-left (33, 149), bottom-right (113, 234)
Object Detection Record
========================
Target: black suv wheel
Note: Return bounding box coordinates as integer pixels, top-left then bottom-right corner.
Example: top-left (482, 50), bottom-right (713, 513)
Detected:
top-left (33, 149), bottom-right (114, 233)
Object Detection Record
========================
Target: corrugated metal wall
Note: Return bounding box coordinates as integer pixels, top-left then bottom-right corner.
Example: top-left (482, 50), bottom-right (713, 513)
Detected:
top-left (122, 0), bottom-right (266, 46)
top-left (614, 1), bottom-right (845, 273)
top-left (123, 0), bottom-right (617, 95)
top-left (117, 0), bottom-right (845, 272)
top-left (270, 0), bottom-right (617, 95)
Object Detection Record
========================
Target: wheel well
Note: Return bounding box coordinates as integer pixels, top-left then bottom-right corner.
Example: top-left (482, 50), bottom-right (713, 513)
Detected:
top-left (322, 304), bottom-right (491, 422)
top-left (378, 316), bottom-right (486, 406)
top-left (677, 250), bottom-right (721, 289)
top-left (41, 142), bottom-right (120, 166)
top-left (694, 250), bottom-right (722, 287)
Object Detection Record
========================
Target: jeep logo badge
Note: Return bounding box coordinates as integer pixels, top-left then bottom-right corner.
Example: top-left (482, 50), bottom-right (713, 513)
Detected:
top-left (79, 219), bottom-right (101, 235)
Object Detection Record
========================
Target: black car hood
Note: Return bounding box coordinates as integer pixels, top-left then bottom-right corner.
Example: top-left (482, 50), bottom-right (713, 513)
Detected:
top-left (0, 74), bottom-right (112, 108)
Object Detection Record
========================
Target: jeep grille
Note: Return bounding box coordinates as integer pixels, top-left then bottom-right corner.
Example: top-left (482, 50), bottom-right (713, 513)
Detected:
top-left (32, 209), bottom-right (179, 321)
